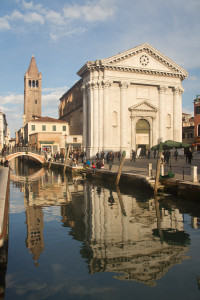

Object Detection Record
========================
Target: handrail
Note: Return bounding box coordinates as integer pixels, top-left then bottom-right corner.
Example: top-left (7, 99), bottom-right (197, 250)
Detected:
top-left (2, 147), bottom-right (45, 157)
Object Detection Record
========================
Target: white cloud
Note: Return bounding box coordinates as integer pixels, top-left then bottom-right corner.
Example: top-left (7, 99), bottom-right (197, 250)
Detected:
top-left (49, 26), bottom-right (86, 41)
top-left (22, 0), bottom-right (45, 14)
top-left (46, 10), bottom-right (65, 26)
top-left (42, 86), bottom-right (68, 105)
top-left (22, 0), bottom-right (34, 10)
top-left (8, 9), bottom-right (44, 25)
top-left (63, 0), bottom-right (117, 22)
top-left (0, 17), bottom-right (10, 31)
top-left (0, 93), bottom-right (23, 105)
top-left (0, 0), bottom-right (117, 41)
top-left (24, 12), bottom-right (44, 24)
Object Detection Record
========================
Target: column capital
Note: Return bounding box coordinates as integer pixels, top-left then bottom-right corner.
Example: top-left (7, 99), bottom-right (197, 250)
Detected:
top-left (173, 87), bottom-right (184, 95)
top-left (119, 81), bottom-right (129, 89)
top-left (98, 81), bottom-right (104, 89)
top-left (81, 85), bottom-right (87, 92)
top-left (93, 81), bottom-right (99, 89)
top-left (158, 85), bottom-right (167, 93)
top-left (103, 80), bottom-right (111, 88)
top-left (86, 82), bottom-right (94, 90)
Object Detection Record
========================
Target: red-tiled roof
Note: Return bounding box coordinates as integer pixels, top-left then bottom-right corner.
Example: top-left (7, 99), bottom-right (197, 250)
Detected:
top-left (30, 116), bottom-right (68, 123)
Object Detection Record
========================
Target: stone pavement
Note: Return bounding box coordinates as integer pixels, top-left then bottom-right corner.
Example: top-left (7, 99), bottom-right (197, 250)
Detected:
top-left (100, 155), bottom-right (200, 183)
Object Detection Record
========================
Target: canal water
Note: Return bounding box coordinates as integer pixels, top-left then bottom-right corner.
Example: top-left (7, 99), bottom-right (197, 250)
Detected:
top-left (1, 161), bottom-right (200, 299)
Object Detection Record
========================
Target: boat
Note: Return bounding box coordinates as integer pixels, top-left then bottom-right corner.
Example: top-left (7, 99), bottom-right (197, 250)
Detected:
top-left (159, 171), bottom-right (175, 180)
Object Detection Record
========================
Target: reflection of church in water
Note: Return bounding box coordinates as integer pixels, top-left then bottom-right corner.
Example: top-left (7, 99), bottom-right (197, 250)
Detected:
top-left (62, 184), bottom-right (190, 287)
top-left (12, 165), bottom-right (191, 285)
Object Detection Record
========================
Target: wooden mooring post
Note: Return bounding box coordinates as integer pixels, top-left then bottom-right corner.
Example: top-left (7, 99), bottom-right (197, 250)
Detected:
top-left (154, 143), bottom-right (163, 196)
top-left (63, 145), bottom-right (71, 173)
top-left (116, 185), bottom-right (127, 216)
top-left (116, 151), bottom-right (126, 186)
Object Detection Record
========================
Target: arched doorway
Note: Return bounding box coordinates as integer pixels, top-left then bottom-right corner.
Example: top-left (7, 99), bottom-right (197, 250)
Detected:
top-left (136, 119), bottom-right (150, 155)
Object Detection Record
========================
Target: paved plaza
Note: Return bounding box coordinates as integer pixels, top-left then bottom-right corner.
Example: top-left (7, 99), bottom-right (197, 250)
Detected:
top-left (101, 154), bottom-right (200, 183)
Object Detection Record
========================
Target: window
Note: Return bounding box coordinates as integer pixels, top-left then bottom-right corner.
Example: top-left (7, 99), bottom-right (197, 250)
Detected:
top-left (73, 137), bottom-right (77, 142)
top-left (35, 99), bottom-right (37, 104)
top-left (188, 132), bottom-right (193, 139)
top-left (36, 80), bottom-right (39, 87)
top-left (32, 80), bottom-right (35, 87)
top-left (182, 133), bottom-right (185, 139)
top-left (29, 80), bottom-right (31, 87)
top-left (42, 125), bottom-right (46, 131)
top-left (31, 125), bottom-right (35, 131)
top-left (52, 125), bottom-right (56, 131)
top-left (62, 125), bottom-right (66, 131)
top-left (196, 106), bottom-right (200, 115)
top-left (198, 124), bottom-right (200, 137)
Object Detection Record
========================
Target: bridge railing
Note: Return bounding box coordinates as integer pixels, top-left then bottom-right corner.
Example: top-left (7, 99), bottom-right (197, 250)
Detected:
top-left (2, 147), bottom-right (46, 157)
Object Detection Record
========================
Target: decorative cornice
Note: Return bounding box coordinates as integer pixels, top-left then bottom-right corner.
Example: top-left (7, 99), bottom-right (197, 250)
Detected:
top-left (77, 43), bottom-right (188, 80)
top-left (129, 100), bottom-right (158, 112)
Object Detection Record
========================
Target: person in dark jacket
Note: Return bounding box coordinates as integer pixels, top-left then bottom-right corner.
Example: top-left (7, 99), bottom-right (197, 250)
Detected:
top-left (108, 151), bottom-right (114, 170)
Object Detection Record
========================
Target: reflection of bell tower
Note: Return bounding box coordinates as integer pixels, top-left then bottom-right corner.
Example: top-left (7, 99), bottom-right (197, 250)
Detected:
top-left (23, 55), bottom-right (42, 125)
top-left (25, 206), bottom-right (44, 266)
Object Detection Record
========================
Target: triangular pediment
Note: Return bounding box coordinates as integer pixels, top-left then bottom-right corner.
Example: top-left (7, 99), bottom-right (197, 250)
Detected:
top-left (101, 43), bottom-right (188, 79)
top-left (129, 100), bottom-right (158, 112)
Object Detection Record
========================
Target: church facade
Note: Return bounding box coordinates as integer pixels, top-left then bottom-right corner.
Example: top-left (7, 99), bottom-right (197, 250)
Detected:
top-left (60, 43), bottom-right (188, 157)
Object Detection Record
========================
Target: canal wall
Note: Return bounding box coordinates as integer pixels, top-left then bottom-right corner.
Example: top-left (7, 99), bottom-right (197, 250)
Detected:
top-left (161, 178), bottom-right (200, 202)
top-left (44, 161), bottom-right (200, 202)
top-left (0, 166), bottom-right (10, 246)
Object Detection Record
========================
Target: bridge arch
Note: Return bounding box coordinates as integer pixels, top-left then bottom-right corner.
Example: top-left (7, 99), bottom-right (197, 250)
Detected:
top-left (5, 152), bottom-right (45, 164)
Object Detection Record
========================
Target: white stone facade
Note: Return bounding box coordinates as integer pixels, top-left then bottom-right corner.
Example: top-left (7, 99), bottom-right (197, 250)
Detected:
top-left (77, 43), bottom-right (188, 157)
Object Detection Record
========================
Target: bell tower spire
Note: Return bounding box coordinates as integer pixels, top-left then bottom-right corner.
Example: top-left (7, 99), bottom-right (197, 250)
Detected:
top-left (23, 55), bottom-right (42, 125)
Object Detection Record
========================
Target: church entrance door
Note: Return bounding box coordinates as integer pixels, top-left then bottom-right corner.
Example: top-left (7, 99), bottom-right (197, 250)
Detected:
top-left (136, 119), bottom-right (150, 155)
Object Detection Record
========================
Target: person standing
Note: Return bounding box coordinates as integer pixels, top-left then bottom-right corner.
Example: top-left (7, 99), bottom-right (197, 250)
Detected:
top-left (101, 151), bottom-right (105, 165)
top-left (108, 151), bottom-right (114, 170)
top-left (131, 150), bottom-right (136, 162)
top-left (92, 162), bottom-right (96, 174)
top-left (174, 149), bottom-right (178, 161)
top-left (187, 149), bottom-right (193, 164)
top-left (117, 151), bottom-right (121, 161)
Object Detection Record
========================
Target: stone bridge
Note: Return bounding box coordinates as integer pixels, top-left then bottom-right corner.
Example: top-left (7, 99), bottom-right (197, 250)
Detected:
top-left (4, 148), bottom-right (46, 164)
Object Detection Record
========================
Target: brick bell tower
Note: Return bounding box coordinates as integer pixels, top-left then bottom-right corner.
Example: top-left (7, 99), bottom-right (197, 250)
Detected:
top-left (23, 55), bottom-right (42, 125)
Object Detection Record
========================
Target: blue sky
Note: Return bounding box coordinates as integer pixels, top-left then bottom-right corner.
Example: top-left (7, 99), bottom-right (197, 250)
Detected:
top-left (0, 0), bottom-right (200, 137)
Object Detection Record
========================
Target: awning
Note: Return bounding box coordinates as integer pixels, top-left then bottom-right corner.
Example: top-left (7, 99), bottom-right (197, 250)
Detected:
top-left (39, 141), bottom-right (54, 144)
top-left (151, 140), bottom-right (190, 150)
